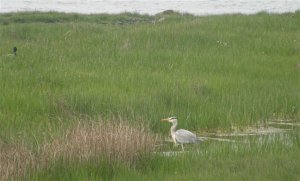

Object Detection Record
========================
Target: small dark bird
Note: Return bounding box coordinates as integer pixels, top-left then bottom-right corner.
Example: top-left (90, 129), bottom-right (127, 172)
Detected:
top-left (13, 46), bottom-right (17, 56)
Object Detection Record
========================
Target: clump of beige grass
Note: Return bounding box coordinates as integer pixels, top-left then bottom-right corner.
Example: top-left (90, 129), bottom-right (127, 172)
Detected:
top-left (0, 118), bottom-right (157, 180)
top-left (41, 119), bottom-right (158, 165)
top-left (0, 142), bottom-right (35, 180)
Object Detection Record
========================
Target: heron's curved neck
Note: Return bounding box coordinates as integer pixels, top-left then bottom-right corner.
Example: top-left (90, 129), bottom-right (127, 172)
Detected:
top-left (170, 121), bottom-right (177, 135)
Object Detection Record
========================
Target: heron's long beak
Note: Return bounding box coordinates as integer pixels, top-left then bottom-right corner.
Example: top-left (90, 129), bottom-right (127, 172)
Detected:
top-left (161, 118), bottom-right (169, 122)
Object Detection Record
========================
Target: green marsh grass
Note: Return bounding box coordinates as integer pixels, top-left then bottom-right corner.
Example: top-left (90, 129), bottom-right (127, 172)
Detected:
top-left (1, 12), bottom-right (299, 134)
top-left (0, 11), bottom-right (300, 180)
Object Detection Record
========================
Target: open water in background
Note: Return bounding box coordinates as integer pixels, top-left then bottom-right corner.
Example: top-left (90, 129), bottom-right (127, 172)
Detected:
top-left (0, 0), bottom-right (300, 15)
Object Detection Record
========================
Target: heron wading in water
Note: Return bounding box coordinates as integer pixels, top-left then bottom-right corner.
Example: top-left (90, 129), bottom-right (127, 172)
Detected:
top-left (161, 116), bottom-right (200, 151)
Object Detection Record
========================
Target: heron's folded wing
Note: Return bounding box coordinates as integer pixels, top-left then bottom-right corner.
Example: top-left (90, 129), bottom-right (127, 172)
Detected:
top-left (175, 129), bottom-right (197, 143)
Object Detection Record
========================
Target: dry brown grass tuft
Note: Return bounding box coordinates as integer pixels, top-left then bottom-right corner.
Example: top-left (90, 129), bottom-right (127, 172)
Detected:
top-left (41, 119), bottom-right (158, 165)
top-left (0, 142), bottom-right (35, 181)
top-left (0, 118), bottom-right (157, 180)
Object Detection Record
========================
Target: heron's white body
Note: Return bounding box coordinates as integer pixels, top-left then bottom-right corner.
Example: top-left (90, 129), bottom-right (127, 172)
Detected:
top-left (162, 117), bottom-right (199, 151)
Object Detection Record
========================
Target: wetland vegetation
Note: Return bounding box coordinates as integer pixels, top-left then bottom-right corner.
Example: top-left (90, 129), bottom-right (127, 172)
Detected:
top-left (0, 11), bottom-right (299, 180)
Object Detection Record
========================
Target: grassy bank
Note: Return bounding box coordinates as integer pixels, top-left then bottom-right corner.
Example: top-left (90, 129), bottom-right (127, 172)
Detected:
top-left (0, 11), bottom-right (300, 180)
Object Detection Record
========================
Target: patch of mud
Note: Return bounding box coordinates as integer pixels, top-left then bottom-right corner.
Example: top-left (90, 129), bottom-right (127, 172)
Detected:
top-left (269, 120), bottom-right (300, 127)
top-left (155, 151), bottom-right (186, 157)
top-left (213, 126), bottom-right (291, 137)
top-left (201, 119), bottom-right (299, 139)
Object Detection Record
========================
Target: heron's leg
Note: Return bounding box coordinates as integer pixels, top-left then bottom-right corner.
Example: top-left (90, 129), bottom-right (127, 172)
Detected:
top-left (181, 144), bottom-right (184, 151)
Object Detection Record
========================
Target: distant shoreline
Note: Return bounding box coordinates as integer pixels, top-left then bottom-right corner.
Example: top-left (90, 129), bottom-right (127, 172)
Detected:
top-left (1, 0), bottom-right (300, 16)
top-left (1, 9), bottom-right (300, 17)
top-left (2, 11), bottom-right (300, 26)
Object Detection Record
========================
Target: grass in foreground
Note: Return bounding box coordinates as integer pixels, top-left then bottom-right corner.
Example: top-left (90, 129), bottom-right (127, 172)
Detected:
top-left (28, 131), bottom-right (300, 180)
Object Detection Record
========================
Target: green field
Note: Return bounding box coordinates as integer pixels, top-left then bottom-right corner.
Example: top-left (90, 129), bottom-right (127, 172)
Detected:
top-left (0, 11), bottom-right (300, 180)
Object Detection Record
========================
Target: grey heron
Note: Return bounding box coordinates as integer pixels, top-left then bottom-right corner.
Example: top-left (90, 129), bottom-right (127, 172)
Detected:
top-left (161, 116), bottom-right (200, 151)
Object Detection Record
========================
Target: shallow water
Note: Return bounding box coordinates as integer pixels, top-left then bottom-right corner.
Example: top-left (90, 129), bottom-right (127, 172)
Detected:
top-left (161, 119), bottom-right (299, 145)
top-left (1, 0), bottom-right (300, 15)
top-left (158, 120), bottom-right (299, 155)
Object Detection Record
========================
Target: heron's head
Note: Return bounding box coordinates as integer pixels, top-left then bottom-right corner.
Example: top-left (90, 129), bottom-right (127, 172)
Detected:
top-left (161, 116), bottom-right (177, 124)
